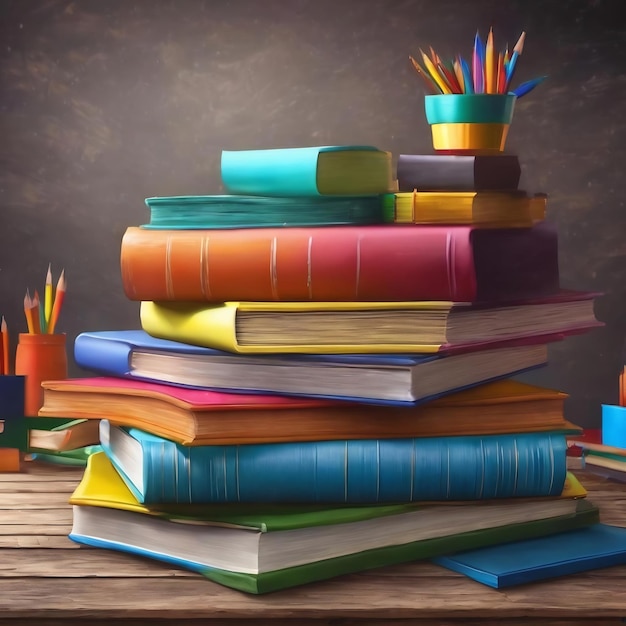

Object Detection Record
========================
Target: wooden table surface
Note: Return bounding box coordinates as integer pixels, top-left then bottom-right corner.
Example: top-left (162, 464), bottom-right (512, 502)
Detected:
top-left (1, 460), bottom-right (626, 626)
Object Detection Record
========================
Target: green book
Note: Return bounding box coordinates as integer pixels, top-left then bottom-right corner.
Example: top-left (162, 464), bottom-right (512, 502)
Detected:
top-left (142, 194), bottom-right (384, 229)
top-left (68, 452), bottom-right (598, 594)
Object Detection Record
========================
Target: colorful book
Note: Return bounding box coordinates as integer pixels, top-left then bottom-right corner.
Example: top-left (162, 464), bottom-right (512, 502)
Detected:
top-left (98, 420), bottom-right (569, 505)
top-left (396, 154), bottom-right (521, 191)
top-left (67, 452), bottom-right (596, 595)
top-left (432, 524), bottom-right (626, 588)
top-left (220, 146), bottom-right (393, 196)
top-left (139, 290), bottom-right (600, 355)
top-left (382, 191), bottom-right (546, 227)
top-left (73, 329), bottom-right (551, 405)
top-left (142, 195), bottom-right (384, 229)
top-left (39, 375), bottom-right (577, 446)
top-left (120, 222), bottom-right (560, 303)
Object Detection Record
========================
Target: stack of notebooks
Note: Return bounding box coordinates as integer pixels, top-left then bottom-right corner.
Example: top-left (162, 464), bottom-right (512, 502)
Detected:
top-left (37, 146), bottom-right (607, 593)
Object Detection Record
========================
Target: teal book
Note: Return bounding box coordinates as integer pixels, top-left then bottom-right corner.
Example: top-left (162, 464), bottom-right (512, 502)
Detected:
top-left (433, 523), bottom-right (626, 588)
top-left (99, 420), bottom-right (568, 505)
top-left (220, 146), bottom-right (393, 196)
top-left (68, 452), bottom-right (598, 594)
top-left (142, 194), bottom-right (384, 229)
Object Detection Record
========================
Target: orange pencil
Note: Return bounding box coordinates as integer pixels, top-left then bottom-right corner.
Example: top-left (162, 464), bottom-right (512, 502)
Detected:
top-left (23, 291), bottom-right (35, 334)
top-left (409, 55), bottom-right (441, 94)
top-left (620, 366), bottom-right (625, 407)
top-left (47, 269), bottom-right (66, 334)
top-left (1, 316), bottom-right (9, 374)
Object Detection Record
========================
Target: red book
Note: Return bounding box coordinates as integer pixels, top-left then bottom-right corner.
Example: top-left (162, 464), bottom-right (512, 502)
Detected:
top-left (120, 222), bottom-right (560, 303)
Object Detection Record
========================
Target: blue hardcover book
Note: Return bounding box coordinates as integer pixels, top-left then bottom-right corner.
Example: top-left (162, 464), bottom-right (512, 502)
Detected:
top-left (142, 194), bottom-right (384, 229)
top-left (99, 420), bottom-right (568, 505)
top-left (220, 146), bottom-right (393, 197)
top-left (433, 524), bottom-right (626, 588)
top-left (73, 330), bottom-right (548, 406)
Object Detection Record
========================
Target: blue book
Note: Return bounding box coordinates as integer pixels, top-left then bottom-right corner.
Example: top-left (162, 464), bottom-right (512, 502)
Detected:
top-left (99, 420), bottom-right (568, 505)
top-left (221, 146), bottom-right (392, 196)
top-left (142, 194), bottom-right (384, 229)
top-left (433, 524), bottom-right (626, 588)
top-left (73, 330), bottom-right (548, 406)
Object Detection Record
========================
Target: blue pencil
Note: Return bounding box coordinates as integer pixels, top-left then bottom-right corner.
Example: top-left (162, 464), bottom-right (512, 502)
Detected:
top-left (511, 75), bottom-right (547, 98)
top-left (460, 56), bottom-right (474, 94)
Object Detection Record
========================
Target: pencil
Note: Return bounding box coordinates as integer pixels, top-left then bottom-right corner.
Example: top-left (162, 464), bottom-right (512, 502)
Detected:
top-left (409, 55), bottom-right (441, 94)
top-left (47, 269), bottom-right (66, 335)
top-left (620, 366), bottom-right (625, 407)
top-left (23, 291), bottom-right (35, 334)
top-left (496, 52), bottom-right (505, 93)
top-left (438, 59), bottom-right (462, 93)
top-left (485, 27), bottom-right (495, 93)
top-left (505, 31), bottom-right (526, 89)
top-left (420, 48), bottom-right (452, 94)
top-left (31, 291), bottom-right (42, 335)
top-left (472, 31), bottom-right (485, 94)
top-left (0, 315), bottom-right (6, 374)
top-left (460, 55), bottom-right (474, 94)
top-left (511, 75), bottom-right (547, 98)
top-left (453, 57), bottom-right (465, 94)
top-left (44, 263), bottom-right (53, 326)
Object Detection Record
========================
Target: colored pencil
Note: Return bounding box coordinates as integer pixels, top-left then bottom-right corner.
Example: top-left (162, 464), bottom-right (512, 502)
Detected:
top-left (420, 48), bottom-right (452, 94)
top-left (512, 75), bottom-right (547, 98)
top-left (505, 31), bottom-right (526, 89)
top-left (47, 270), bottom-right (66, 335)
top-left (460, 55), bottom-right (474, 94)
top-left (485, 27), bottom-right (495, 93)
top-left (23, 291), bottom-right (35, 335)
top-left (409, 55), bottom-right (441, 93)
top-left (44, 263), bottom-right (53, 326)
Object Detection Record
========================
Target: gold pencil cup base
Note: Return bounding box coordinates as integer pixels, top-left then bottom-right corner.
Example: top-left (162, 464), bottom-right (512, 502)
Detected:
top-left (430, 123), bottom-right (510, 154)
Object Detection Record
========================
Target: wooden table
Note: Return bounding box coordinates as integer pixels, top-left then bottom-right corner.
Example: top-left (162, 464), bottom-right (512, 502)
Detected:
top-left (2, 461), bottom-right (626, 625)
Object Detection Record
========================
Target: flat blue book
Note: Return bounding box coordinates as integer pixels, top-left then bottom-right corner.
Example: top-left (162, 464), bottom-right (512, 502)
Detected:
top-left (433, 523), bottom-right (626, 588)
top-left (142, 194), bottom-right (384, 229)
top-left (99, 420), bottom-right (568, 505)
top-left (73, 329), bottom-right (548, 406)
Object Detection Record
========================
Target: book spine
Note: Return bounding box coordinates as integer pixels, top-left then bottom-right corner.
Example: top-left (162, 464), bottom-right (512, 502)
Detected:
top-left (120, 226), bottom-right (479, 302)
top-left (123, 432), bottom-right (567, 504)
top-left (74, 334), bottom-right (132, 376)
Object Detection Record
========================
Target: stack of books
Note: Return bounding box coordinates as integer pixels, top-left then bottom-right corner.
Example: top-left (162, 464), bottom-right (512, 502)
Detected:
top-left (38, 145), bottom-right (603, 593)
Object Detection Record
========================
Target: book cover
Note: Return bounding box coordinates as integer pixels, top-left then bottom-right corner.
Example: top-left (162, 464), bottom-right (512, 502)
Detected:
top-left (39, 373), bottom-right (577, 446)
top-left (142, 194), bottom-right (384, 229)
top-left (433, 524), bottom-right (626, 588)
top-left (68, 452), bottom-right (598, 594)
top-left (396, 154), bottom-right (521, 191)
top-left (120, 222), bottom-right (560, 303)
top-left (220, 145), bottom-right (393, 196)
top-left (73, 329), bottom-right (551, 405)
top-left (382, 191), bottom-right (546, 227)
top-left (138, 290), bottom-right (601, 355)
top-left (98, 420), bottom-right (569, 505)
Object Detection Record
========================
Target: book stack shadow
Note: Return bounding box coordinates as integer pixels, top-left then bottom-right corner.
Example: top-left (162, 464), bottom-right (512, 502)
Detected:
top-left (39, 146), bottom-right (609, 593)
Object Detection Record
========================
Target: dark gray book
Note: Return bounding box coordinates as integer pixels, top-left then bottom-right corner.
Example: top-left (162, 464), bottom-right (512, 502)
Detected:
top-left (397, 154), bottom-right (521, 192)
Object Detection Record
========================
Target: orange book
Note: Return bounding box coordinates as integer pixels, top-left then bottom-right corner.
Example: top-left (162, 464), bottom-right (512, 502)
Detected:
top-left (38, 377), bottom-right (577, 447)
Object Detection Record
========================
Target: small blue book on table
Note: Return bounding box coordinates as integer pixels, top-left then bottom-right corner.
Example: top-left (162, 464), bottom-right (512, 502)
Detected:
top-left (433, 523), bottom-right (626, 588)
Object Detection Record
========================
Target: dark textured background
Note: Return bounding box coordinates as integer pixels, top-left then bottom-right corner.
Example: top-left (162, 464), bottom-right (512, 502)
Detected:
top-left (0, 0), bottom-right (624, 427)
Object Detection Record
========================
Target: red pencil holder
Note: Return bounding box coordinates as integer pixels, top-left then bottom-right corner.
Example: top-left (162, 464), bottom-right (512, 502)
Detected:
top-left (14, 333), bottom-right (68, 417)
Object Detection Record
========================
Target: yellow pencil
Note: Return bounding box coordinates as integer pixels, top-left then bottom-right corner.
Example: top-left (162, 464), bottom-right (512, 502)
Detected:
top-left (47, 269), bottom-right (66, 335)
top-left (485, 27), bottom-right (495, 93)
top-left (419, 49), bottom-right (452, 94)
top-left (44, 263), bottom-right (53, 325)
top-left (453, 57), bottom-right (465, 94)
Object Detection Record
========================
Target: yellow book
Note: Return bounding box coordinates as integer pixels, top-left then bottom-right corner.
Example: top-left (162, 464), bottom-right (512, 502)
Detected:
top-left (140, 291), bottom-right (599, 354)
top-left (382, 191), bottom-right (547, 226)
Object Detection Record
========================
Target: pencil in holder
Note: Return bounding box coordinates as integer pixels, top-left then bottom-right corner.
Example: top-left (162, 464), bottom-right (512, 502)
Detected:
top-left (15, 333), bottom-right (68, 417)
top-left (425, 94), bottom-right (516, 154)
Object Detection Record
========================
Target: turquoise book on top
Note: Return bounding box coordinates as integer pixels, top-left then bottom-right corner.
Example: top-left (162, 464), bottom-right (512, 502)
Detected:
top-left (220, 145), bottom-right (394, 197)
top-left (142, 194), bottom-right (384, 229)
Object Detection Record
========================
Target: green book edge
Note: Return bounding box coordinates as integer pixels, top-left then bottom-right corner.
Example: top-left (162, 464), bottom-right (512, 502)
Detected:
top-left (196, 500), bottom-right (598, 594)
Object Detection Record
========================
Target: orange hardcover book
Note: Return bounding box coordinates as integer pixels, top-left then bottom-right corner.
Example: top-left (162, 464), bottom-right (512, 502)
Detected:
top-left (120, 223), bottom-right (560, 303)
top-left (38, 377), bottom-right (577, 446)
